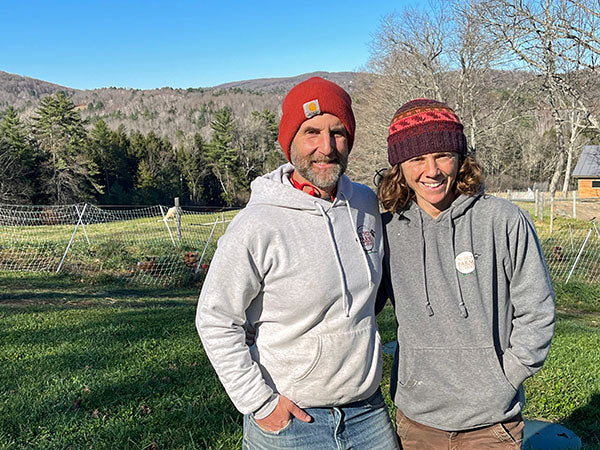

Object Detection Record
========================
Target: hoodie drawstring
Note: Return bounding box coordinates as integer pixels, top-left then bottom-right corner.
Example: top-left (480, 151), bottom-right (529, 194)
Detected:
top-left (450, 216), bottom-right (469, 318)
top-left (340, 192), bottom-right (374, 287)
top-left (417, 210), bottom-right (434, 317)
top-left (417, 208), bottom-right (468, 318)
top-left (314, 201), bottom-right (350, 317)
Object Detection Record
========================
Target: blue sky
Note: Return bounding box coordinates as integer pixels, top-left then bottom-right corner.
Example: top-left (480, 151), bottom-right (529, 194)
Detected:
top-left (0, 0), bottom-right (409, 90)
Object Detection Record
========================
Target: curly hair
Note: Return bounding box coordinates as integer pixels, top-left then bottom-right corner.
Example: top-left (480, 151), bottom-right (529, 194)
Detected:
top-left (378, 154), bottom-right (484, 214)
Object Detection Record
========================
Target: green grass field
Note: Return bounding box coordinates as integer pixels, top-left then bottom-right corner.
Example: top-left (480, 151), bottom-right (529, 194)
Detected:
top-left (1, 272), bottom-right (599, 449)
top-left (0, 272), bottom-right (242, 449)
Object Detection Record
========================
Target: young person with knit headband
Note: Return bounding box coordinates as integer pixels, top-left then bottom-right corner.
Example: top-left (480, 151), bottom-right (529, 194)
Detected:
top-left (377, 98), bottom-right (555, 449)
top-left (197, 77), bottom-right (398, 449)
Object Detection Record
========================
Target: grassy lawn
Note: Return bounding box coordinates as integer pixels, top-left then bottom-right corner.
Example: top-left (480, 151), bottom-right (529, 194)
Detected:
top-left (1, 272), bottom-right (599, 449)
top-left (0, 272), bottom-right (241, 449)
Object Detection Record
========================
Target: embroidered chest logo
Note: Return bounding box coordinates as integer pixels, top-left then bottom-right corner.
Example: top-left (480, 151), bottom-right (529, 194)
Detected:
top-left (455, 251), bottom-right (476, 275)
top-left (357, 226), bottom-right (377, 254)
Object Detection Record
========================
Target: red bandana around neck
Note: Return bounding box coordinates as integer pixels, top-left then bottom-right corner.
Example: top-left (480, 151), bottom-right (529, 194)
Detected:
top-left (290, 171), bottom-right (336, 201)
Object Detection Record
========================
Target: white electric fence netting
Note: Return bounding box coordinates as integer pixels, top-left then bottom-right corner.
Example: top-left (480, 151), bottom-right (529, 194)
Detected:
top-left (0, 203), bottom-right (238, 286)
top-left (1, 203), bottom-right (599, 287)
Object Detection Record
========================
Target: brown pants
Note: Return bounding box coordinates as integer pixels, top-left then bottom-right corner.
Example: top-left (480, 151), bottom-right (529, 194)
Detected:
top-left (396, 409), bottom-right (524, 449)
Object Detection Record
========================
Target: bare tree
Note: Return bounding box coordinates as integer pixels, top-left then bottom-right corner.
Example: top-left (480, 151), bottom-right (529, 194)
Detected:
top-left (350, 0), bottom-right (503, 186)
top-left (479, 0), bottom-right (600, 194)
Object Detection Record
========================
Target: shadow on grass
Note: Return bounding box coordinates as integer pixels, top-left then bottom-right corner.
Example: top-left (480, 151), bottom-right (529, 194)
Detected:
top-left (0, 271), bottom-right (198, 309)
top-left (1, 306), bottom-right (195, 348)
top-left (563, 393), bottom-right (600, 448)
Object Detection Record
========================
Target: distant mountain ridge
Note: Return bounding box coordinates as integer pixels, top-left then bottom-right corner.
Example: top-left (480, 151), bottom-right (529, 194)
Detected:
top-left (0, 71), bottom-right (78, 110)
top-left (0, 69), bottom-right (358, 107)
top-left (211, 71), bottom-right (358, 93)
top-left (0, 70), bottom-right (360, 146)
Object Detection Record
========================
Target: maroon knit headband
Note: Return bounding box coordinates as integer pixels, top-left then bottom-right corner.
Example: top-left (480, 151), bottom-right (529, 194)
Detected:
top-left (387, 98), bottom-right (467, 166)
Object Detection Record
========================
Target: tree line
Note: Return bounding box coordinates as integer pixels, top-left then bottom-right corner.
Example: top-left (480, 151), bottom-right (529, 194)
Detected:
top-left (349, 0), bottom-right (600, 195)
top-left (0, 92), bottom-right (285, 206)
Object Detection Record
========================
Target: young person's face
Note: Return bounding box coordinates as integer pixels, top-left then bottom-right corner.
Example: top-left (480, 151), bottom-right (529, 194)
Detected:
top-left (400, 152), bottom-right (460, 218)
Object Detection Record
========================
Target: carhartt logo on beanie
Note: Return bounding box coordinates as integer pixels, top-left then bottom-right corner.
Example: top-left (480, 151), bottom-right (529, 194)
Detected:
top-left (278, 77), bottom-right (355, 162)
top-left (387, 98), bottom-right (467, 166)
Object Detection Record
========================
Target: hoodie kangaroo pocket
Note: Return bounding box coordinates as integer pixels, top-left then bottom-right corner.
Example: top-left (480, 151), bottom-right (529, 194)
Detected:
top-left (397, 346), bottom-right (517, 428)
top-left (290, 326), bottom-right (382, 404)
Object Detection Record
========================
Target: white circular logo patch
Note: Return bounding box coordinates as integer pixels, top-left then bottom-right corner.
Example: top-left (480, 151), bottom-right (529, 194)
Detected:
top-left (455, 251), bottom-right (475, 274)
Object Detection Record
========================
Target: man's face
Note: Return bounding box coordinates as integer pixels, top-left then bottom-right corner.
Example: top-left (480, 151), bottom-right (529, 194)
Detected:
top-left (290, 113), bottom-right (349, 192)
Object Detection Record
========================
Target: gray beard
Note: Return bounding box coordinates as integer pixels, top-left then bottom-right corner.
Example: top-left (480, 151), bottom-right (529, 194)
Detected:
top-left (293, 162), bottom-right (345, 191)
top-left (290, 148), bottom-right (347, 191)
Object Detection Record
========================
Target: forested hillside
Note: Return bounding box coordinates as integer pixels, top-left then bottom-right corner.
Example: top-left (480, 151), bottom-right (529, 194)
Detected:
top-left (0, 70), bottom-right (357, 146)
top-left (0, 71), bottom-right (356, 206)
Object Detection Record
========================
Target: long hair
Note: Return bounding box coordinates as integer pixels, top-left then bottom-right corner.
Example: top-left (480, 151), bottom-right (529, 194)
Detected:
top-left (378, 154), bottom-right (484, 214)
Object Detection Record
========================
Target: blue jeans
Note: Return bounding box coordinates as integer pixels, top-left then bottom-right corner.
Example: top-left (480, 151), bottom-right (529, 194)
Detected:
top-left (242, 388), bottom-right (399, 449)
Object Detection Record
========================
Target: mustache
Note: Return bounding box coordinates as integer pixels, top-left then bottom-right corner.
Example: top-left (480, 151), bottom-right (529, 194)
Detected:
top-left (312, 158), bottom-right (340, 164)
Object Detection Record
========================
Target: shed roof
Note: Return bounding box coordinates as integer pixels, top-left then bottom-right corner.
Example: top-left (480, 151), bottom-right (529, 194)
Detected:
top-left (572, 145), bottom-right (600, 178)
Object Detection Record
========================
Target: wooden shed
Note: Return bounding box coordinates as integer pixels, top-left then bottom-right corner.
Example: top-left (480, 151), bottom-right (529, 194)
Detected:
top-left (572, 145), bottom-right (600, 198)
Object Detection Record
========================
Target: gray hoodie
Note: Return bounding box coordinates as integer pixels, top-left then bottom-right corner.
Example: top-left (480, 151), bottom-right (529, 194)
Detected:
top-left (196, 163), bottom-right (384, 419)
top-left (379, 193), bottom-right (555, 431)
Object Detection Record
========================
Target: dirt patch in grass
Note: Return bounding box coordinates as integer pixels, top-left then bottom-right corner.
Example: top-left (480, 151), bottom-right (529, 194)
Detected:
top-left (553, 200), bottom-right (600, 221)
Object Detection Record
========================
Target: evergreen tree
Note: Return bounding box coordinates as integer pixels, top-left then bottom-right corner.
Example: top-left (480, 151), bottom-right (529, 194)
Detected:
top-left (177, 134), bottom-right (222, 205)
top-left (90, 120), bottom-right (136, 203)
top-left (133, 131), bottom-right (181, 204)
top-left (0, 107), bottom-right (37, 201)
top-left (207, 107), bottom-right (242, 205)
top-left (31, 92), bottom-right (102, 203)
top-left (251, 109), bottom-right (285, 173)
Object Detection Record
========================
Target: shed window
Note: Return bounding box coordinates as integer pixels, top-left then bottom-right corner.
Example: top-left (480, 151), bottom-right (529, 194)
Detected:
top-left (593, 180), bottom-right (600, 188)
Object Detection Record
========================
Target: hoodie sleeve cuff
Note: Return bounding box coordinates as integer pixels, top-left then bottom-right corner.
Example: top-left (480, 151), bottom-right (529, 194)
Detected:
top-left (253, 393), bottom-right (280, 420)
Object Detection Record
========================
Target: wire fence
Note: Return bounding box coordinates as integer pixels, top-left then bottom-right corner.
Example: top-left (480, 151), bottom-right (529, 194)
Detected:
top-left (0, 203), bottom-right (239, 286)
top-left (498, 193), bottom-right (600, 305)
top-left (0, 198), bottom-right (599, 293)
top-left (537, 221), bottom-right (600, 285)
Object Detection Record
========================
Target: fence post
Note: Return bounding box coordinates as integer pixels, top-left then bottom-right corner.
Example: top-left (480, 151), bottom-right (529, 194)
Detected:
top-left (221, 212), bottom-right (225, 233)
top-left (550, 196), bottom-right (554, 233)
top-left (535, 189), bottom-right (539, 218)
top-left (507, 189), bottom-right (512, 201)
top-left (540, 192), bottom-right (545, 221)
top-left (195, 218), bottom-right (220, 276)
top-left (57, 203), bottom-right (88, 273)
top-left (159, 205), bottom-right (176, 247)
top-left (175, 197), bottom-right (182, 243)
top-left (74, 203), bottom-right (91, 245)
top-left (566, 228), bottom-right (593, 283)
top-left (573, 191), bottom-right (577, 219)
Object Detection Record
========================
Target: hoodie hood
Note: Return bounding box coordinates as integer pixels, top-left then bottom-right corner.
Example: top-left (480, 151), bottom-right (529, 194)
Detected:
top-left (247, 163), bottom-right (354, 215)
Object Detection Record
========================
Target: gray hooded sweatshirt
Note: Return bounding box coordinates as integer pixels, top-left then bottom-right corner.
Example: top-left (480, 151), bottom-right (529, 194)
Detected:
top-left (379, 193), bottom-right (555, 431)
top-left (196, 163), bottom-right (384, 419)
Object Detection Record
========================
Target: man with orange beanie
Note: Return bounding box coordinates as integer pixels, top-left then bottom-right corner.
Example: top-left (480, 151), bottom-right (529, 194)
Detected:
top-left (196, 77), bottom-right (398, 449)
